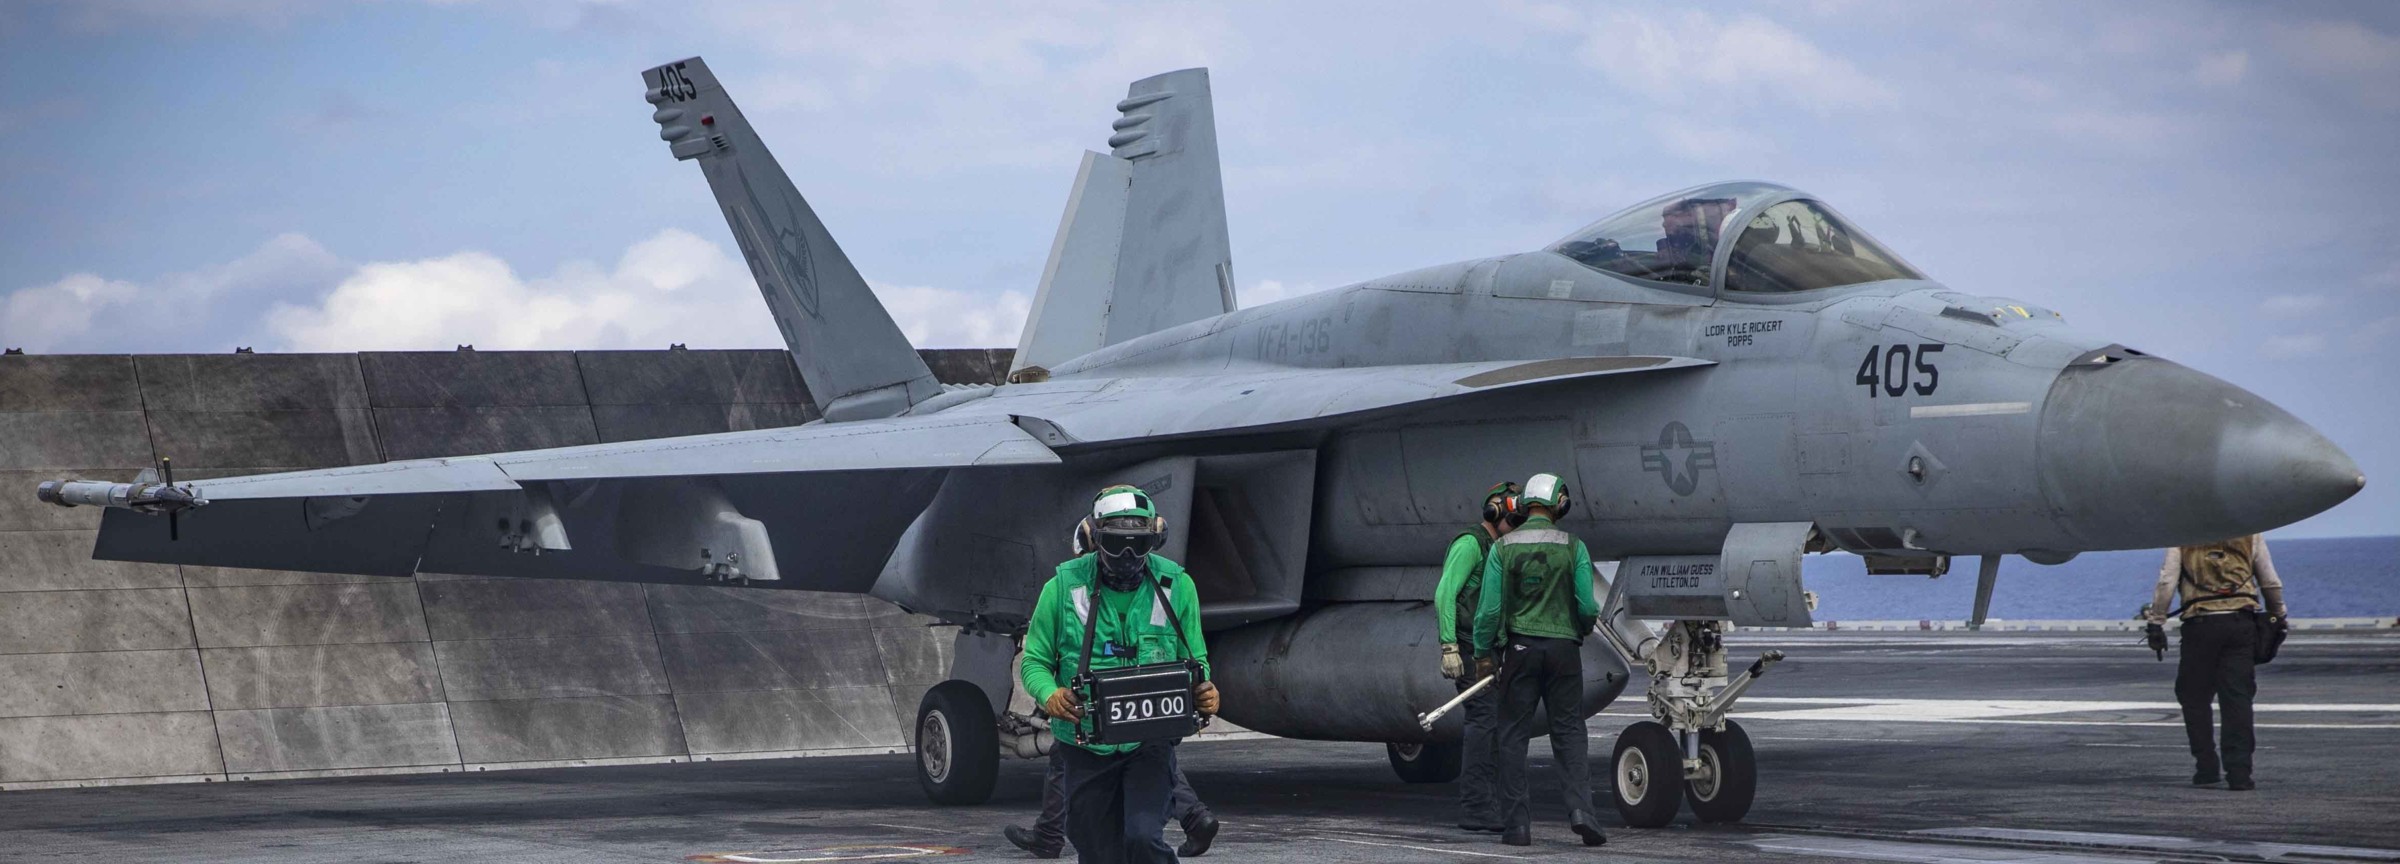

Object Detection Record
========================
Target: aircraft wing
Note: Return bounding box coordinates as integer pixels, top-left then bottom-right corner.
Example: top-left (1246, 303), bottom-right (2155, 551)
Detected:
top-left (87, 414), bottom-right (1056, 591)
top-left (995, 356), bottom-right (1714, 447)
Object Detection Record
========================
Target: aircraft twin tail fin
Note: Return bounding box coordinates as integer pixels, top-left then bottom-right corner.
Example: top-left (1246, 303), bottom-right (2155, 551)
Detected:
top-left (1013, 68), bottom-right (1237, 376)
top-left (644, 57), bottom-right (940, 422)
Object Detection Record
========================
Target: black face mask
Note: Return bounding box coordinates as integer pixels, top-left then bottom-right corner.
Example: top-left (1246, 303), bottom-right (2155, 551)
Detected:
top-left (1096, 532), bottom-right (1154, 590)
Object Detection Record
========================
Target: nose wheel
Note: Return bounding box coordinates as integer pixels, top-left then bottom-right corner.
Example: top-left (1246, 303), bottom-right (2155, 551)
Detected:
top-left (1611, 721), bottom-right (1683, 827)
top-left (1598, 619), bottom-right (1779, 827)
top-left (1684, 720), bottom-right (1756, 823)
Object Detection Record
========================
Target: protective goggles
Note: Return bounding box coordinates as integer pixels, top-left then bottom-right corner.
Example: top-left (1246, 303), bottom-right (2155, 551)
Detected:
top-left (1096, 530), bottom-right (1159, 557)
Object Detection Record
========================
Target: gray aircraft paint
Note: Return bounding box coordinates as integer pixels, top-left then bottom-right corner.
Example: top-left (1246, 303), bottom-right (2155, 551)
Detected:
top-left (645, 59), bottom-right (940, 422)
top-left (1014, 68), bottom-right (1237, 375)
top-left (45, 60), bottom-right (2363, 748)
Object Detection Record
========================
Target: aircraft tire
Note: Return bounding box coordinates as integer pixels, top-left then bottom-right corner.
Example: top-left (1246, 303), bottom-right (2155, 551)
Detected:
top-left (1610, 721), bottom-right (1683, 828)
top-left (1386, 741), bottom-right (1462, 783)
top-left (915, 680), bottom-right (999, 805)
top-left (1684, 720), bottom-right (1756, 824)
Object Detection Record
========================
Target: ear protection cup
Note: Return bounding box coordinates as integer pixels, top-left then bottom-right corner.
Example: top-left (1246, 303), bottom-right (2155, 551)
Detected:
top-left (1072, 517), bottom-right (1096, 556)
top-left (1504, 493), bottom-right (1528, 527)
top-left (1480, 482), bottom-right (1520, 525)
top-left (1154, 515), bottom-right (1169, 545)
top-left (1554, 484), bottom-right (1573, 520)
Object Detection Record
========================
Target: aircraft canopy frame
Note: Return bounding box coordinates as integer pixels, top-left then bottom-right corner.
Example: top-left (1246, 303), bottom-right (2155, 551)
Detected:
top-left (1548, 181), bottom-right (1927, 302)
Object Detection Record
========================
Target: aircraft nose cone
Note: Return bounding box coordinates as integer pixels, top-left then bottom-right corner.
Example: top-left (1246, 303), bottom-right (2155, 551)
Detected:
top-left (2037, 357), bottom-right (2362, 549)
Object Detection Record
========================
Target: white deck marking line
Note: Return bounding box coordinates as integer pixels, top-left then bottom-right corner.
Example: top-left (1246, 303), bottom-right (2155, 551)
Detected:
top-left (1748, 835), bottom-right (2136, 864)
top-left (1750, 735), bottom-right (1920, 743)
top-left (1736, 715), bottom-right (2400, 730)
top-left (1909, 401), bottom-right (2032, 418)
top-left (717, 847), bottom-right (947, 863)
top-left (1739, 697), bottom-right (2400, 712)
top-left (1323, 837), bottom-right (1532, 860)
top-left (2079, 742), bottom-right (2277, 749)
top-left (865, 823), bottom-right (966, 835)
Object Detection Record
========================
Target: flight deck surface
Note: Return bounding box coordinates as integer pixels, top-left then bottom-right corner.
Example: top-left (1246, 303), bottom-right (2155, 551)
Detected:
top-left (4, 629), bottom-right (2393, 863)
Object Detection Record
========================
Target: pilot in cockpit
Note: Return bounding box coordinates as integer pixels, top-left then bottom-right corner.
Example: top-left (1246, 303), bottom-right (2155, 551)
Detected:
top-left (1654, 197), bottom-right (1735, 277)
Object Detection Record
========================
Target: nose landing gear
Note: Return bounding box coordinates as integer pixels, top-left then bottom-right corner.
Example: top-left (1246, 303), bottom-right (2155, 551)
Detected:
top-left (1602, 619), bottom-right (1781, 827)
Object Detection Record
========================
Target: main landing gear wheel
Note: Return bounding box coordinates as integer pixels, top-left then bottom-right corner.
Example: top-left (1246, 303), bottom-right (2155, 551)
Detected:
top-left (915, 680), bottom-right (998, 805)
top-left (1387, 741), bottom-right (1463, 783)
top-left (1611, 720), bottom-right (1683, 828)
top-left (1685, 720), bottom-right (1756, 823)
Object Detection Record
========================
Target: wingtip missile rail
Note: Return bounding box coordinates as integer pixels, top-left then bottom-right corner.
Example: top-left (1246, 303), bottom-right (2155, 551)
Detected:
top-left (36, 479), bottom-right (209, 514)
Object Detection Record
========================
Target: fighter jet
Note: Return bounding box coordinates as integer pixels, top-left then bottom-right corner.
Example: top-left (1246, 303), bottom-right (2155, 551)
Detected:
top-left (36, 57), bottom-right (2363, 827)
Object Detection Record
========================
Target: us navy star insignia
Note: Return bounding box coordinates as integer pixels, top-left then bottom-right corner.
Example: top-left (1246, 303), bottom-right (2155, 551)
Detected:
top-left (1639, 421), bottom-right (1718, 496)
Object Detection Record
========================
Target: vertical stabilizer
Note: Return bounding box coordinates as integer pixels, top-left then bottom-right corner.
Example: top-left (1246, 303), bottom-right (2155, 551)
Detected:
top-left (1013, 68), bottom-right (1236, 375)
top-left (645, 57), bottom-right (939, 421)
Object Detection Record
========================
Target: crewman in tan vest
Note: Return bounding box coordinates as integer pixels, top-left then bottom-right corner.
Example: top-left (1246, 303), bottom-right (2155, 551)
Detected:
top-left (2144, 534), bottom-right (2287, 791)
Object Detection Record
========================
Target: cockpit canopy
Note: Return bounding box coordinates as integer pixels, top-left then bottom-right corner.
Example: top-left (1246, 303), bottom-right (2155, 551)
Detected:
top-left (1549, 182), bottom-right (1924, 295)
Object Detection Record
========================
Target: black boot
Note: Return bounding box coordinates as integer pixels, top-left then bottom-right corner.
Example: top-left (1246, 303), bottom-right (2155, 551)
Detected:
top-left (2192, 754), bottom-right (2221, 786)
top-left (1177, 813), bottom-right (1219, 857)
top-left (1501, 826), bottom-right (1532, 847)
top-left (1569, 813), bottom-right (1608, 847)
top-left (1004, 825), bottom-right (1061, 859)
top-left (2227, 774), bottom-right (2256, 791)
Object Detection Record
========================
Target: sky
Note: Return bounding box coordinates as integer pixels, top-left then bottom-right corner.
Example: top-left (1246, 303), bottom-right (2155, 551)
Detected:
top-left (1, 0), bottom-right (2393, 538)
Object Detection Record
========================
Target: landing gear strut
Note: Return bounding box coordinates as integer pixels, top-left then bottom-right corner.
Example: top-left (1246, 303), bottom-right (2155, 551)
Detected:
top-left (1603, 619), bottom-right (1781, 827)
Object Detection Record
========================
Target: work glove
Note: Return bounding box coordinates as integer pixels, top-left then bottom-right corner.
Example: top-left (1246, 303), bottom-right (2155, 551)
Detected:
top-left (1043, 686), bottom-right (1084, 722)
top-left (1439, 643), bottom-right (1464, 680)
top-left (1475, 654), bottom-right (1496, 681)
top-left (2144, 621), bottom-right (2168, 660)
top-left (1193, 681), bottom-right (1220, 716)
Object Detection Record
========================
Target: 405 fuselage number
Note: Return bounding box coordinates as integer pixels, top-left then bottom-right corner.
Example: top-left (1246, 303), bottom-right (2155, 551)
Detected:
top-left (1855, 343), bottom-right (1944, 397)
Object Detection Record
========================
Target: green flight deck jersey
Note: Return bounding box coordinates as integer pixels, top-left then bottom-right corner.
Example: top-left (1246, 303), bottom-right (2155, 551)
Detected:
top-left (1433, 529), bottom-right (1496, 654)
top-left (1020, 553), bottom-right (1210, 755)
top-left (1472, 515), bottom-right (1600, 654)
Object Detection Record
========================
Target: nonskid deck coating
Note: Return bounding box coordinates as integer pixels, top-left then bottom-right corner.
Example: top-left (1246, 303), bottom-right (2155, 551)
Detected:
top-left (2, 629), bottom-right (2394, 863)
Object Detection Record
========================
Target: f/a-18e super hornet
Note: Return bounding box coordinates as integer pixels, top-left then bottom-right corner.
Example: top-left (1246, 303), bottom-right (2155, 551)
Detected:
top-left (39, 57), bottom-right (2364, 827)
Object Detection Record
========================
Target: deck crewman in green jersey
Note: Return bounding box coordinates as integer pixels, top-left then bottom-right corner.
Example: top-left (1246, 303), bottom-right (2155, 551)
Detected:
top-left (1434, 481), bottom-right (1518, 834)
top-left (1021, 485), bottom-right (1218, 864)
top-left (1473, 472), bottom-right (1606, 848)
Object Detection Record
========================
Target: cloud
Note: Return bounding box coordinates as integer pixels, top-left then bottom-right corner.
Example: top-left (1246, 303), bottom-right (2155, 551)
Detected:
top-left (2275, 18), bottom-right (2400, 111)
top-left (1649, 116), bottom-right (1764, 162)
top-left (0, 233), bottom-right (344, 353)
top-left (2353, 315), bottom-right (2400, 353)
top-left (1241, 279), bottom-right (1330, 308)
top-left (2259, 293), bottom-right (2329, 317)
top-left (2259, 333), bottom-right (2328, 360)
top-left (2367, 262), bottom-right (2400, 290)
top-left (37, 0), bottom-right (321, 32)
top-left (6, 230), bottom-right (1026, 355)
top-left (2194, 50), bottom-right (2248, 87)
top-left (0, 274), bottom-right (140, 353)
top-left (871, 282), bottom-right (1030, 348)
top-left (266, 229), bottom-right (1026, 351)
top-left (1559, 6), bottom-right (1896, 114)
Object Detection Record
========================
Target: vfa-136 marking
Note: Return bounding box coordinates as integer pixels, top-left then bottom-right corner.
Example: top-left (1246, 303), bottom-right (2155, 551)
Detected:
top-left (37, 59), bottom-right (2364, 828)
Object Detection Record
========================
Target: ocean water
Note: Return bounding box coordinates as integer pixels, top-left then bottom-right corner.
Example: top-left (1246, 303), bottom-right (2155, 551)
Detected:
top-left (1790, 535), bottom-right (2399, 622)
